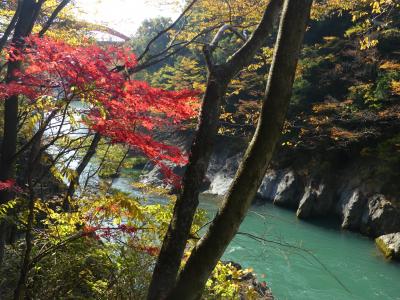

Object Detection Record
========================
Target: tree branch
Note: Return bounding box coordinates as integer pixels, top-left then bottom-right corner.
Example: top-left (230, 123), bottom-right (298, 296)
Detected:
top-left (0, 0), bottom-right (23, 51)
top-left (38, 0), bottom-right (71, 37)
top-left (136, 0), bottom-right (199, 62)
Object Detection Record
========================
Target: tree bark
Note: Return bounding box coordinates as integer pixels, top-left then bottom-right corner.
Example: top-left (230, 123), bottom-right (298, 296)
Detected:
top-left (166, 1), bottom-right (312, 299)
top-left (0, 0), bottom-right (42, 201)
top-left (0, 0), bottom-right (23, 52)
top-left (147, 1), bottom-right (284, 299)
top-left (13, 135), bottom-right (41, 300)
top-left (38, 0), bottom-right (71, 37)
top-left (0, 0), bottom-right (44, 267)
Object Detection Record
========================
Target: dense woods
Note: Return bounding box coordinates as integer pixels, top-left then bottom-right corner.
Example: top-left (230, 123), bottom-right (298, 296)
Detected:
top-left (0, 0), bottom-right (399, 299)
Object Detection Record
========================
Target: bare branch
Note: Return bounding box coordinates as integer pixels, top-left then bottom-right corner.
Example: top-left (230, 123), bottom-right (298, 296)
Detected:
top-left (38, 0), bottom-right (71, 37)
top-left (136, 0), bottom-right (199, 62)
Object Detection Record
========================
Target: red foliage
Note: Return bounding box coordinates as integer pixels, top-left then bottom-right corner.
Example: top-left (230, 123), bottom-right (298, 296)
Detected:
top-left (83, 224), bottom-right (139, 240)
top-left (82, 224), bottom-right (159, 256)
top-left (1, 36), bottom-right (199, 186)
top-left (0, 179), bottom-right (16, 191)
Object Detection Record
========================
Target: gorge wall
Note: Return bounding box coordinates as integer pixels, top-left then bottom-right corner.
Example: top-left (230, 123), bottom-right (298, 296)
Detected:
top-left (140, 130), bottom-right (400, 256)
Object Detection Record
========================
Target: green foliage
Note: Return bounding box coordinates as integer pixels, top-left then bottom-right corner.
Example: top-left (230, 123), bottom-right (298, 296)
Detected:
top-left (146, 56), bottom-right (207, 91)
top-left (348, 67), bottom-right (400, 108)
top-left (130, 17), bottom-right (175, 73)
top-left (0, 191), bottom-right (245, 299)
top-left (1, 239), bottom-right (154, 300)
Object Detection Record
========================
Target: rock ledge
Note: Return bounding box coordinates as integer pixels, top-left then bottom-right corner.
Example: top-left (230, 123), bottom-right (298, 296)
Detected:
top-left (375, 232), bottom-right (400, 260)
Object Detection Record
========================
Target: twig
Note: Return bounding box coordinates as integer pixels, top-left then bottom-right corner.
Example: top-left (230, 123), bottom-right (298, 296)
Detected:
top-left (237, 231), bottom-right (351, 294)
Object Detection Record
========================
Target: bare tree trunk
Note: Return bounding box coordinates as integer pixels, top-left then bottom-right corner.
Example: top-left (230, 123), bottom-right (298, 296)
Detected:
top-left (166, 1), bottom-right (312, 299)
top-left (147, 1), bottom-right (284, 299)
top-left (64, 132), bottom-right (101, 209)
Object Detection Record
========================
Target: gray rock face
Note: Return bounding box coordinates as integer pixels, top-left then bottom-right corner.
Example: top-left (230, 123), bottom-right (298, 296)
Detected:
top-left (139, 130), bottom-right (400, 243)
top-left (140, 163), bottom-right (165, 187)
top-left (361, 195), bottom-right (400, 237)
top-left (297, 181), bottom-right (333, 218)
top-left (205, 153), bottom-right (242, 195)
top-left (139, 162), bottom-right (186, 190)
top-left (257, 170), bottom-right (281, 200)
top-left (375, 232), bottom-right (400, 260)
top-left (207, 173), bottom-right (233, 195)
top-left (339, 189), bottom-right (368, 230)
top-left (273, 170), bottom-right (303, 209)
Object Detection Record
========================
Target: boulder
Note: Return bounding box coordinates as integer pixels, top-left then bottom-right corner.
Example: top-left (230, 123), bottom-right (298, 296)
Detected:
top-left (361, 194), bottom-right (400, 237)
top-left (140, 163), bottom-right (164, 187)
top-left (296, 181), bottom-right (333, 218)
top-left (339, 189), bottom-right (367, 230)
top-left (257, 170), bottom-right (281, 201)
top-left (273, 170), bottom-right (303, 209)
top-left (207, 173), bottom-right (233, 195)
top-left (375, 233), bottom-right (400, 260)
top-left (206, 153), bottom-right (242, 196)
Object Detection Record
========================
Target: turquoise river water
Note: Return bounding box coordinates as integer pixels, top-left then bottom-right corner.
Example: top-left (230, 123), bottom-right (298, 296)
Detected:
top-left (113, 178), bottom-right (400, 300)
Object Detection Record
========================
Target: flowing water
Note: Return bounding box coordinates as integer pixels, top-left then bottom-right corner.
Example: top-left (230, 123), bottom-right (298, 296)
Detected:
top-left (113, 177), bottom-right (400, 300)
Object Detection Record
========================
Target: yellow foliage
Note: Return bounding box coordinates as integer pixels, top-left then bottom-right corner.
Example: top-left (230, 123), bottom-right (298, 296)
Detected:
top-left (391, 80), bottom-right (400, 95)
top-left (312, 0), bottom-right (398, 49)
top-left (380, 61), bottom-right (400, 71)
top-left (168, 0), bottom-right (268, 55)
top-left (360, 36), bottom-right (378, 50)
top-left (204, 262), bottom-right (259, 299)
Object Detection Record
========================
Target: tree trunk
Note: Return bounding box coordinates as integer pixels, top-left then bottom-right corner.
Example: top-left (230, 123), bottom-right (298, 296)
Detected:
top-left (147, 1), bottom-right (284, 299)
top-left (38, 0), bottom-right (71, 37)
top-left (0, 0), bottom-right (23, 52)
top-left (0, 0), bottom-right (44, 267)
top-left (14, 116), bottom-right (44, 299)
top-left (166, 1), bottom-right (312, 299)
top-left (64, 132), bottom-right (101, 209)
top-left (13, 175), bottom-right (36, 300)
top-left (147, 72), bottom-right (228, 300)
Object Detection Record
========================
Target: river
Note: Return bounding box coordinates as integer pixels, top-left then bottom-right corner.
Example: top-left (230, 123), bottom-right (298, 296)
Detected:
top-left (112, 177), bottom-right (400, 300)
top-left (47, 102), bottom-right (400, 299)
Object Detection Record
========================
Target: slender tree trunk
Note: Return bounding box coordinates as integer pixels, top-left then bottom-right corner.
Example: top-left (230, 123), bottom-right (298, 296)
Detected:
top-left (64, 132), bottom-right (101, 208)
top-left (166, 1), bottom-right (312, 299)
top-left (0, 0), bottom-right (23, 52)
top-left (14, 122), bottom-right (43, 300)
top-left (147, 1), bottom-right (284, 299)
top-left (13, 183), bottom-right (35, 300)
top-left (0, 0), bottom-right (44, 267)
top-left (147, 72), bottom-right (228, 300)
top-left (38, 0), bottom-right (71, 37)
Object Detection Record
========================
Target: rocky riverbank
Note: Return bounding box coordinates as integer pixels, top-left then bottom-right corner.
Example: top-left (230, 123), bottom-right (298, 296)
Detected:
top-left (139, 130), bottom-right (400, 261)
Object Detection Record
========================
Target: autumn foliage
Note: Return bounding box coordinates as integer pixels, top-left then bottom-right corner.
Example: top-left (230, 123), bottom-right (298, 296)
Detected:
top-left (0, 35), bottom-right (199, 185)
